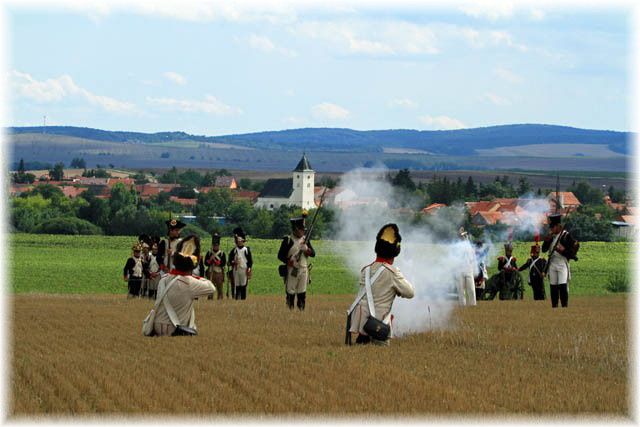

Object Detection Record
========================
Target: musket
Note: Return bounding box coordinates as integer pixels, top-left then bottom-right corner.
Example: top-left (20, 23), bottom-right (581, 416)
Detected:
top-left (291, 188), bottom-right (327, 277)
top-left (297, 188), bottom-right (327, 258)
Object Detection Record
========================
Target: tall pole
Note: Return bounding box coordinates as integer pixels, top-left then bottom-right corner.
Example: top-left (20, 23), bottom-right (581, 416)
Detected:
top-left (555, 173), bottom-right (560, 214)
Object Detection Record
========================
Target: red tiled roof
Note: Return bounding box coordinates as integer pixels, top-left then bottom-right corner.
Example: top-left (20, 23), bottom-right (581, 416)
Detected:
top-left (60, 186), bottom-right (88, 198)
top-left (547, 191), bottom-right (581, 206)
top-left (137, 183), bottom-right (180, 198)
top-left (107, 177), bottom-right (135, 188)
top-left (214, 176), bottom-right (237, 188)
top-left (421, 203), bottom-right (446, 214)
top-left (472, 211), bottom-right (503, 225)
top-left (169, 196), bottom-right (197, 206)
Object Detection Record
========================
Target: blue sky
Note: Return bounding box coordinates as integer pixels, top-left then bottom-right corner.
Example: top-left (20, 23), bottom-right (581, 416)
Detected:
top-left (4, 1), bottom-right (634, 135)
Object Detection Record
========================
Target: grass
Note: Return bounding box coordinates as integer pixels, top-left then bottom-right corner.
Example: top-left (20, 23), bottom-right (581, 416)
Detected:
top-left (9, 234), bottom-right (632, 296)
top-left (10, 293), bottom-right (628, 416)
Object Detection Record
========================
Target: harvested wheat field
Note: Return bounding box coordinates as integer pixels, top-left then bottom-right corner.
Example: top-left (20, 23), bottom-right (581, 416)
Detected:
top-left (10, 294), bottom-right (629, 418)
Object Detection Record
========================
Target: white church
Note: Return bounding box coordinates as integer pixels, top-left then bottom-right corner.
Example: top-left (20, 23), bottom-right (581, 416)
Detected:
top-left (254, 153), bottom-right (316, 210)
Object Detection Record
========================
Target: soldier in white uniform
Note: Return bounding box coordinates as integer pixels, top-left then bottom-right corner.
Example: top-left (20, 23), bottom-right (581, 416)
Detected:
top-left (158, 219), bottom-right (186, 272)
top-left (228, 227), bottom-right (253, 300)
top-left (278, 215), bottom-right (316, 311)
top-left (541, 214), bottom-right (579, 308)
top-left (347, 223), bottom-right (415, 346)
top-left (456, 227), bottom-right (477, 306)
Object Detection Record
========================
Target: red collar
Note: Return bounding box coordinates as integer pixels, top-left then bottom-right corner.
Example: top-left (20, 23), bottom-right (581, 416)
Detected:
top-left (169, 269), bottom-right (192, 276)
top-left (375, 257), bottom-right (394, 265)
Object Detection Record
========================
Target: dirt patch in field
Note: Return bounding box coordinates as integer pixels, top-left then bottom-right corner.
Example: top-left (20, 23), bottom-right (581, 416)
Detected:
top-left (9, 294), bottom-right (629, 418)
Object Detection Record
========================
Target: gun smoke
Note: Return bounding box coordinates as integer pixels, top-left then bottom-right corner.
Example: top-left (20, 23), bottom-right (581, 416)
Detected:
top-left (332, 168), bottom-right (551, 337)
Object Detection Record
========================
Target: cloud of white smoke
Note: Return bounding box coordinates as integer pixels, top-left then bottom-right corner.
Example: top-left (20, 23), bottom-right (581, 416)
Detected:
top-left (333, 169), bottom-right (552, 338)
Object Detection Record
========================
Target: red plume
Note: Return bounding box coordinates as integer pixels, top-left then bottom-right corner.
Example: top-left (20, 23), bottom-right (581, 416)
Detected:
top-left (534, 231), bottom-right (540, 243)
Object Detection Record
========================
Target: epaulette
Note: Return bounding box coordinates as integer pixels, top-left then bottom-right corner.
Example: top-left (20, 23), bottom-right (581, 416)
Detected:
top-left (498, 256), bottom-right (505, 261)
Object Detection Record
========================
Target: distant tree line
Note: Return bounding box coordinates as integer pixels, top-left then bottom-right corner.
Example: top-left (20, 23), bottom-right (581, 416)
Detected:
top-left (9, 164), bottom-right (625, 241)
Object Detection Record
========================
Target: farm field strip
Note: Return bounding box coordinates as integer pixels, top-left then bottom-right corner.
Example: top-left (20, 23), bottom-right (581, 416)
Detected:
top-left (10, 294), bottom-right (628, 416)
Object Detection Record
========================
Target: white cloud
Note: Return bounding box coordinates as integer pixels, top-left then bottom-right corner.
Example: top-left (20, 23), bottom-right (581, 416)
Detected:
top-left (490, 30), bottom-right (528, 52)
top-left (484, 92), bottom-right (511, 106)
top-left (389, 98), bottom-right (418, 109)
top-left (9, 70), bottom-right (138, 113)
top-left (494, 66), bottom-right (523, 84)
top-left (459, 2), bottom-right (515, 21)
top-left (146, 95), bottom-right (242, 115)
top-left (245, 34), bottom-right (297, 57)
top-left (7, 0), bottom-right (299, 24)
top-left (163, 71), bottom-right (187, 85)
top-left (418, 115), bottom-right (466, 130)
top-left (312, 102), bottom-right (350, 121)
top-left (293, 20), bottom-right (438, 56)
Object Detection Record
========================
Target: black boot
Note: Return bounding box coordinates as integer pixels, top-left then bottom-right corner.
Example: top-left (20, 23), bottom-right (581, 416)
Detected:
top-left (286, 293), bottom-right (295, 310)
top-left (297, 292), bottom-right (306, 311)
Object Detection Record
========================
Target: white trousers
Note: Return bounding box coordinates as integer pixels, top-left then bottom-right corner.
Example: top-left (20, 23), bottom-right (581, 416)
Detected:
top-left (286, 266), bottom-right (308, 294)
top-left (233, 267), bottom-right (248, 287)
top-left (457, 272), bottom-right (477, 306)
top-left (548, 260), bottom-right (570, 285)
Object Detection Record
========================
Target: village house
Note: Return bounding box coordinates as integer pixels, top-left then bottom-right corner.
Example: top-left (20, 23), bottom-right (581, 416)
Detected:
top-left (214, 176), bottom-right (238, 189)
top-left (254, 154), bottom-right (316, 210)
top-left (546, 191), bottom-right (581, 215)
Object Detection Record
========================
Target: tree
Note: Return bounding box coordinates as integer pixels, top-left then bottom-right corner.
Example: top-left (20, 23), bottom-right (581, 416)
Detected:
top-left (49, 162), bottom-right (65, 180)
top-left (567, 181), bottom-right (604, 205)
top-left (517, 177), bottom-right (532, 196)
top-left (464, 176), bottom-right (477, 198)
top-left (158, 166), bottom-right (179, 184)
top-left (109, 183), bottom-right (136, 215)
top-left (391, 169), bottom-right (416, 191)
top-left (564, 211), bottom-right (613, 241)
top-left (70, 157), bottom-right (86, 169)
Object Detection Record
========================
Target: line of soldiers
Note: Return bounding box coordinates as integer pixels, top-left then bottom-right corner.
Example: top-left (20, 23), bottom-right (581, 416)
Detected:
top-left (124, 219), bottom-right (253, 301)
top-left (475, 213), bottom-right (578, 307)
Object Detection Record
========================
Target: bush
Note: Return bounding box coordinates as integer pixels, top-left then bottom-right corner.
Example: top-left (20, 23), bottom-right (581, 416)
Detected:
top-left (34, 217), bottom-right (103, 235)
top-left (606, 273), bottom-right (629, 293)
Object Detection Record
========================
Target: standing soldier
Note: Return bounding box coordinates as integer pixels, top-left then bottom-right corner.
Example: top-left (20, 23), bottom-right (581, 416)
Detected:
top-left (158, 218), bottom-right (186, 273)
top-left (455, 227), bottom-right (477, 306)
top-left (473, 240), bottom-right (489, 301)
top-left (123, 243), bottom-right (144, 298)
top-left (542, 213), bottom-right (579, 308)
top-left (228, 227), bottom-right (252, 300)
top-left (497, 242), bottom-right (523, 300)
top-left (205, 232), bottom-right (226, 300)
top-left (140, 243), bottom-right (151, 297)
top-left (519, 240), bottom-right (547, 300)
top-left (145, 242), bottom-right (162, 299)
top-left (278, 213), bottom-right (316, 311)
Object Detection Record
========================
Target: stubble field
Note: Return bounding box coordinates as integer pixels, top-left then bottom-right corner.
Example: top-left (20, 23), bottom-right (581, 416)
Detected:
top-left (10, 293), bottom-right (629, 418)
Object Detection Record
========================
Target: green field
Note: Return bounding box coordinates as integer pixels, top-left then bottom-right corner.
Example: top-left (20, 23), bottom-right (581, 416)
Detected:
top-left (9, 233), bottom-right (633, 296)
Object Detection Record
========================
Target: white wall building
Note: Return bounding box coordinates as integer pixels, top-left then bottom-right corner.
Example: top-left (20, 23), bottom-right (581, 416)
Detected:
top-left (255, 154), bottom-right (316, 210)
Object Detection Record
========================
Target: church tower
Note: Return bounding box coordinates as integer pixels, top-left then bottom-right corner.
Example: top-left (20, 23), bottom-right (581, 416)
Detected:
top-left (291, 153), bottom-right (315, 210)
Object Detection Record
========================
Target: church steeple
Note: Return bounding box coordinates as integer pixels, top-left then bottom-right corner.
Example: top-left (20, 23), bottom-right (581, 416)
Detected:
top-left (293, 152), bottom-right (313, 172)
